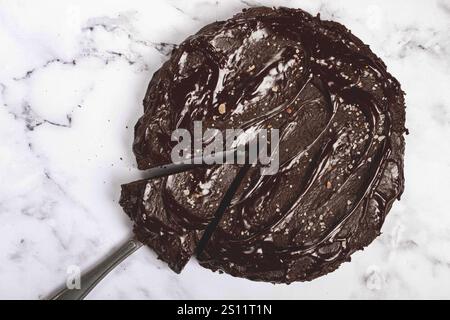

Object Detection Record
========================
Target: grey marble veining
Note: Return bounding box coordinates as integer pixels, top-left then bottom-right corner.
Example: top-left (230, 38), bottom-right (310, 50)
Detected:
top-left (0, 0), bottom-right (449, 299)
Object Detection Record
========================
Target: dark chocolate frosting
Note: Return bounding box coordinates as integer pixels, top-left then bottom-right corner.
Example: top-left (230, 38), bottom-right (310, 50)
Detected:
top-left (119, 7), bottom-right (406, 282)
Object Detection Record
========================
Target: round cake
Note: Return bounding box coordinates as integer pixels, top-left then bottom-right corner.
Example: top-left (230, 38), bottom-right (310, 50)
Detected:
top-left (119, 7), bottom-right (406, 283)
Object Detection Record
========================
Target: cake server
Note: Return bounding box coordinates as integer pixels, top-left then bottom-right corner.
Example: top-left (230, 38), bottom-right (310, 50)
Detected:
top-left (48, 149), bottom-right (246, 300)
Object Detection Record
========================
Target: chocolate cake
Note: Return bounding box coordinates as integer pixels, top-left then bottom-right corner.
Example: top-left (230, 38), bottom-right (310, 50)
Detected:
top-left (119, 7), bottom-right (406, 283)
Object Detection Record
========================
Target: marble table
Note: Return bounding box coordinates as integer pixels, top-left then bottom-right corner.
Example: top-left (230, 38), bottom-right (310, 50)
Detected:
top-left (0, 0), bottom-right (449, 299)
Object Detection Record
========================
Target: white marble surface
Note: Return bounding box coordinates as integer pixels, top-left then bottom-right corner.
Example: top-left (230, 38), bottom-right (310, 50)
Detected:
top-left (0, 0), bottom-right (449, 299)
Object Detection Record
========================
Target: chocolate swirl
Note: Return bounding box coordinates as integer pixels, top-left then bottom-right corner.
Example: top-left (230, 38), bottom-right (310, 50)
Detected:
top-left (119, 7), bottom-right (406, 282)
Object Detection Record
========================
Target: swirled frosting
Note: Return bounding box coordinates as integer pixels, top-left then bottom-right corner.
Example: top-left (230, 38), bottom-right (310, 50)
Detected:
top-left (119, 7), bottom-right (406, 282)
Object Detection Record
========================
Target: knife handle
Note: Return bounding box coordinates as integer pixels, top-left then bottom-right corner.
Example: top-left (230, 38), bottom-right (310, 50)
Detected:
top-left (49, 237), bottom-right (142, 300)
